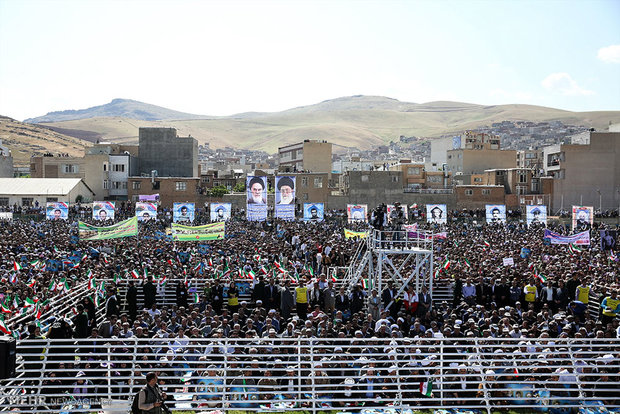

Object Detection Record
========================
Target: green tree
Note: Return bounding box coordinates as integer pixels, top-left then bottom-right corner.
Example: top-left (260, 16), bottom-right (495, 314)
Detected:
top-left (209, 185), bottom-right (229, 197)
top-left (233, 182), bottom-right (245, 193)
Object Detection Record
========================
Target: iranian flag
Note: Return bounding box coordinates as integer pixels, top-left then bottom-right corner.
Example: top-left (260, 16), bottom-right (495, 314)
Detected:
top-left (260, 266), bottom-right (268, 275)
top-left (81, 252), bottom-right (88, 262)
top-left (247, 270), bottom-right (256, 280)
top-left (88, 276), bottom-right (96, 290)
top-left (193, 293), bottom-right (200, 303)
top-left (12, 296), bottom-right (20, 310)
top-left (419, 380), bottom-right (433, 397)
top-left (158, 275), bottom-right (167, 286)
top-left (1, 300), bottom-right (11, 314)
top-left (442, 258), bottom-right (451, 270)
top-left (103, 255), bottom-right (109, 264)
top-left (13, 261), bottom-right (21, 271)
top-left (30, 260), bottom-right (40, 268)
top-left (483, 240), bottom-right (491, 248)
top-left (27, 278), bottom-right (36, 288)
top-left (534, 272), bottom-right (547, 283)
top-left (48, 279), bottom-right (57, 292)
top-left (193, 262), bottom-right (202, 272)
top-left (0, 318), bottom-right (11, 335)
top-left (130, 270), bottom-right (140, 279)
top-left (306, 264), bottom-right (314, 277)
top-left (208, 258), bottom-right (213, 267)
top-left (568, 244), bottom-right (583, 254)
top-left (274, 261), bottom-right (284, 272)
top-left (463, 258), bottom-right (472, 268)
top-left (361, 278), bottom-right (368, 289)
top-left (331, 271), bottom-right (339, 282)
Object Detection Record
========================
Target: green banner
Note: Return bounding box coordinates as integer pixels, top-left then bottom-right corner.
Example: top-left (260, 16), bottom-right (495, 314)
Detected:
top-left (171, 222), bottom-right (225, 241)
top-left (79, 216), bottom-right (138, 240)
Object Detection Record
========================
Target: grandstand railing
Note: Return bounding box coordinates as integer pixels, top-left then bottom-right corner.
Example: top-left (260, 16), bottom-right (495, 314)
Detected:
top-left (1, 337), bottom-right (618, 413)
top-left (6, 282), bottom-right (92, 333)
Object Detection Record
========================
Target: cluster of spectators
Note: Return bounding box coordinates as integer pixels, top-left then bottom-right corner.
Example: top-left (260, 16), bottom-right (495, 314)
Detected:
top-left (1, 209), bottom-right (619, 410)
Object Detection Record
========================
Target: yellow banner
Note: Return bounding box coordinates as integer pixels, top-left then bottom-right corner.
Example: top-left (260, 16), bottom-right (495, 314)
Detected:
top-left (344, 229), bottom-right (367, 239)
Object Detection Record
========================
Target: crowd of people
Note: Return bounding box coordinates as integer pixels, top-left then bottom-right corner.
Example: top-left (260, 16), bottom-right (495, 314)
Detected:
top-left (1, 206), bottom-right (619, 411)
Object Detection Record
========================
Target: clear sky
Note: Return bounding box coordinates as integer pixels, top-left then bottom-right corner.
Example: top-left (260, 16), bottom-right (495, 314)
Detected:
top-left (1, 0), bottom-right (619, 121)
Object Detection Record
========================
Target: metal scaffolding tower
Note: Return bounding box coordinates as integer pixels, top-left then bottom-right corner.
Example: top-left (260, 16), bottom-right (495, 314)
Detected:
top-left (343, 229), bottom-right (435, 311)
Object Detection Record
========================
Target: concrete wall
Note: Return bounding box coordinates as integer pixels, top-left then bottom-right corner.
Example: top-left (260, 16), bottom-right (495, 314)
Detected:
top-left (138, 128), bottom-right (198, 177)
top-left (552, 132), bottom-right (620, 211)
top-left (302, 141), bottom-right (332, 173)
top-left (447, 148), bottom-right (517, 175)
top-left (0, 155), bottom-right (13, 178)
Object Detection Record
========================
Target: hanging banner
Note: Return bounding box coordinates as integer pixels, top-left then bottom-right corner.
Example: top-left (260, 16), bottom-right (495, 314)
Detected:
top-left (526, 205), bottom-right (547, 226)
top-left (210, 203), bottom-right (231, 222)
top-left (344, 229), bottom-right (368, 239)
top-left (426, 204), bottom-right (447, 224)
top-left (572, 206), bottom-right (593, 231)
top-left (135, 202), bottom-right (157, 221)
top-left (387, 204), bottom-right (408, 224)
top-left (600, 230), bottom-right (617, 251)
top-left (246, 176), bottom-right (267, 221)
top-left (92, 201), bottom-right (115, 221)
top-left (347, 204), bottom-right (367, 223)
top-left (46, 202), bottom-right (69, 220)
top-left (544, 229), bottom-right (590, 245)
top-left (485, 204), bottom-right (506, 224)
top-left (139, 194), bottom-right (160, 203)
top-left (303, 203), bottom-right (324, 221)
top-left (171, 222), bottom-right (225, 241)
top-left (79, 216), bottom-right (138, 240)
top-left (173, 202), bottom-right (195, 223)
top-left (275, 176), bottom-right (295, 220)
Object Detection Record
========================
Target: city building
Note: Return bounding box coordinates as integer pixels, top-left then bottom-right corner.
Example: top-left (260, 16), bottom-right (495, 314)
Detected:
top-left (0, 178), bottom-right (95, 207)
top-left (455, 185), bottom-right (505, 210)
top-left (127, 176), bottom-right (200, 208)
top-left (278, 140), bottom-right (332, 173)
top-left (138, 127), bottom-right (198, 177)
top-left (542, 131), bottom-right (620, 212)
top-left (516, 148), bottom-right (544, 171)
top-left (446, 131), bottom-right (516, 185)
top-left (30, 143), bottom-right (138, 200)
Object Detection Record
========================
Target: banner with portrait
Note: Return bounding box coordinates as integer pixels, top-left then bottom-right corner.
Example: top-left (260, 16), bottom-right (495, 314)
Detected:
top-left (303, 203), bottom-right (324, 221)
top-left (572, 206), bottom-right (593, 231)
top-left (387, 204), bottom-right (408, 224)
top-left (246, 176), bottom-right (267, 221)
top-left (46, 202), bottom-right (69, 220)
top-left (526, 205), bottom-right (547, 226)
top-left (426, 204), bottom-right (447, 224)
top-left (210, 203), bottom-right (231, 222)
top-left (135, 202), bottom-right (157, 221)
top-left (347, 204), bottom-right (367, 223)
top-left (171, 222), bottom-right (225, 241)
top-left (485, 204), bottom-right (506, 224)
top-left (600, 230), bottom-right (617, 251)
top-left (275, 176), bottom-right (295, 220)
top-left (173, 202), bottom-right (195, 223)
top-left (92, 201), bottom-right (115, 221)
top-left (139, 194), bottom-right (160, 203)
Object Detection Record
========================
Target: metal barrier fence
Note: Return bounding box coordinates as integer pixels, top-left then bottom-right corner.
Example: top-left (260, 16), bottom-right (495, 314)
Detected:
top-left (1, 337), bottom-right (618, 413)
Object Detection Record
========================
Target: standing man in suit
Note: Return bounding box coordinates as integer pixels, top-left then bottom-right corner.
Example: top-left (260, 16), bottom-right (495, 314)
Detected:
top-left (382, 281), bottom-right (399, 319)
top-left (211, 279), bottom-right (224, 314)
top-left (417, 285), bottom-right (432, 319)
top-left (265, 278), bottom-right (280, 312)
top-left (143, 277), bottom-right (156, 310)
top-left (323, 280), bottom-right (336, 315)
top-left (126, 281), bottom-right (138, 321)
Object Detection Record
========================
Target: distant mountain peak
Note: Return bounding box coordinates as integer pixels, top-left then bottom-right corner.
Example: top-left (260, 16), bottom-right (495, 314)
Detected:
top-left (25, 99), bottom-right (208, 123)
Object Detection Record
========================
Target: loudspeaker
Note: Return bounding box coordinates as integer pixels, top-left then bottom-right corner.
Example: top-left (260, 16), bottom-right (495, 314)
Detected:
top-left (0, 336), bottom-right (16, 379)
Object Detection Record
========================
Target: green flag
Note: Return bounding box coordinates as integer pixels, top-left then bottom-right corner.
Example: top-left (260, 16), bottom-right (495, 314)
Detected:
top-left (79, 217), bottom-right (138, 240)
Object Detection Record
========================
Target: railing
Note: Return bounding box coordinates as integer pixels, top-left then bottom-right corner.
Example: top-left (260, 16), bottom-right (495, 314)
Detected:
top-left (6, 282), bottom-right (91, 333)
top-left (369, 229), bottom-right (435, 251)
top-left (403, 188), bottom-right (453, 194)
top-left (1, 337), bottom-right (618, 413)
